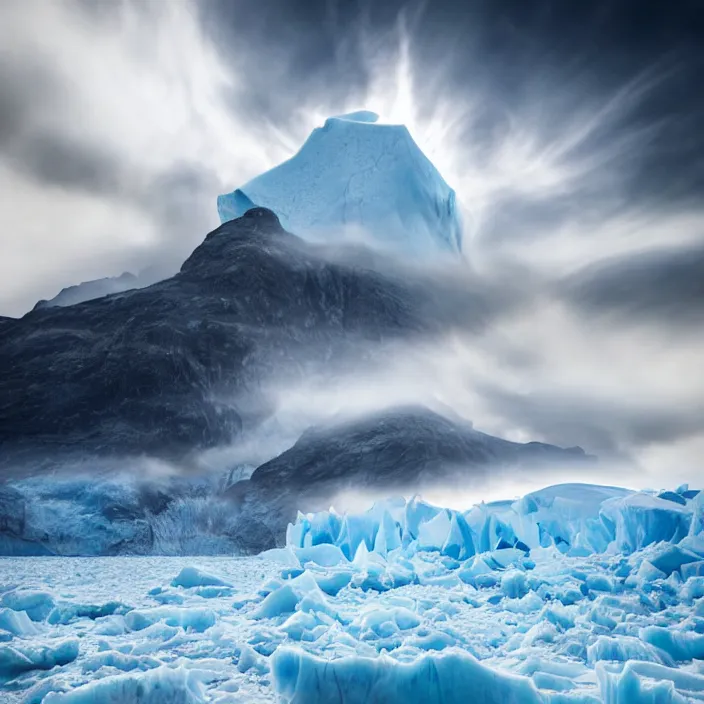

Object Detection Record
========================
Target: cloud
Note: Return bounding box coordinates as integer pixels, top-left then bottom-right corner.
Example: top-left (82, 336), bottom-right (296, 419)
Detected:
top-left (2, 0), bottom-right (702, 314)
top-left (0, 0), bottom-right (289, 315)
top-left (8, 131), bottom-right (123, 196)
top-left (0, 0), bottom-right (702, 493)
top-left (560, 240), bottom-right (704, 326)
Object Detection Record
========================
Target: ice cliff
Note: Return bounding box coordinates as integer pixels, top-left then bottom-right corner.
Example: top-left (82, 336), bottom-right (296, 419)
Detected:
top-left (1, 482), bottom-right (702, 702)
top-left (217, 111), bottom-right (463, 254)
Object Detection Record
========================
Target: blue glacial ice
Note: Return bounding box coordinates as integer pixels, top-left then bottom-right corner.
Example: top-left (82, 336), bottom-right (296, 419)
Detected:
top-left (171, 567), bottom-right (232, 589)
top-left (284, 483), bottom-right (697, 561)
top-left (0, 638), bottom-right (78, 678)
top-left (217, 111), bottom-right (463, 255)
top-left (41, 666), bottom-right (206, 703)
top-left (0, 473), bottom-right (255, 557)
top-left (1, 481), bottom-right (703, 702)
top-left (272, 646), bottom-right (544, 704)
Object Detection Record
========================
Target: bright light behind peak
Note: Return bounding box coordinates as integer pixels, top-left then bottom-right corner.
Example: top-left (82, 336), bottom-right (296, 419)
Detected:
top-left (1, 0), bottom-right (702, 494)
top-left (297, 19), bottom-right (667, 248)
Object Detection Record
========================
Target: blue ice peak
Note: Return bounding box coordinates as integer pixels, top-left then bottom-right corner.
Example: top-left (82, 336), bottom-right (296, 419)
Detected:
top-left (217, 109), bottom-right (462, 255)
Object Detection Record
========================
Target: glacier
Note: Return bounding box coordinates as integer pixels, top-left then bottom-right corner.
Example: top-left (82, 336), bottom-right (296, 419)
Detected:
top-left (217, 111), bottom-right (463, 255)
top-left (0, 472), bottom-right (256, 557)
top-left (0, 482), bottom-right (703, 703)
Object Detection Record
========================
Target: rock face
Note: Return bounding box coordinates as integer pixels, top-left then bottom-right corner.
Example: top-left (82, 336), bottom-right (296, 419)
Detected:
top-left (0, 208), bottom-right (431, 471)
top-left (218, 112), bottom-right (463, 255)
top-left (0, 406), bottom-right (594, 556)
top-left (225, 406), bottom-right (594, 553)
top-left (0, 207), bottom-right (597, 557)
top-left (33, 272), bottom-right (141, 310)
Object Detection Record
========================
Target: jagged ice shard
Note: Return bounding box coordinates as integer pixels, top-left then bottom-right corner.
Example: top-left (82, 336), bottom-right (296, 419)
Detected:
top-left (3, 100), bottom-right (702, 704)
top-left (217, 111), bottom-right (463, 254)
top-left (2, 483), bottom-right (703, 702)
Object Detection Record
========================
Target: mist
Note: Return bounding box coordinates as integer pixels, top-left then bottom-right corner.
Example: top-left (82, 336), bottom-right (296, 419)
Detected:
top-left (1, 0), bottom-right (702, 493)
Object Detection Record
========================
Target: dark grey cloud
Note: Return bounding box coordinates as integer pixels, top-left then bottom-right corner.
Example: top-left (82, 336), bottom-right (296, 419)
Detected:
top-left (0, 55), bottom-right (126, 197)
top-left (561, 241), bottom-right (704, 326)
top-left (9, 131), bottom-right (123, 196)
top-left (0, 0), bottom-right (245, 315)
top-left (0, 0), bottom-right (703, 490)
top-left (199, 0), bottom-right (704, 212)
top-left (0, 51), bottom-right (221, 251)
top-left (473, 381), bottom-right (704, 463)
top-left (0, 62), bottom-right (58, 146)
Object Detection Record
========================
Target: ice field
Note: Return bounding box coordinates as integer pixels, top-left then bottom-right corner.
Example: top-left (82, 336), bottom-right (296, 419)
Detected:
top-left (1, 483), bottom-right (703, 703)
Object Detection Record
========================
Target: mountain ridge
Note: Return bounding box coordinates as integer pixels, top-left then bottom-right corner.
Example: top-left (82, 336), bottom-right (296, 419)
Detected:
top-left (0, 208), bottom-right (440, 472)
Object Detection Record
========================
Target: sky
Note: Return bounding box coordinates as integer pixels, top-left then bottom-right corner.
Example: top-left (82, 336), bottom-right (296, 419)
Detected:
top-left (0, 0), bottom-right (703, 491)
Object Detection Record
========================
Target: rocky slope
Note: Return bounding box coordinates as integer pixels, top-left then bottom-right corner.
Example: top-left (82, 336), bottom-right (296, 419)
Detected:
top-left (0, 208), bottom-right (438, 472)
top-left (225, 406), bottom-right (594, 552)
top-left (0, 207), bottom-right (594, 556)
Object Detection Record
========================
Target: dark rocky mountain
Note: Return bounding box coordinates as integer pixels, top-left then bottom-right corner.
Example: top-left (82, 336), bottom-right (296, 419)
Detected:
top-left (32, 265), bottom-right (175, 311)
top-left (0, 208), bottom-right (466, 472)
top-left (0, 406), bottom-right (593, 556)
top-left (33, 271), bottom-right (140, 310)
top-left (225, 406), bottom-right (594, 553)
top-left (0, 207), bottom-right (595, 556)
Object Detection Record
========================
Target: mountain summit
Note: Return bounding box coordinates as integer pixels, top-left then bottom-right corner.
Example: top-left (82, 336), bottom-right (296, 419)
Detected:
top-left (218, 111), bottom-right (462, 255)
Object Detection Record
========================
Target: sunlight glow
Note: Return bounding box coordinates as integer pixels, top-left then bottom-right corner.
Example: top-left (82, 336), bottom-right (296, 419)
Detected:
top-left (291, 15), bottom-right (669, 251)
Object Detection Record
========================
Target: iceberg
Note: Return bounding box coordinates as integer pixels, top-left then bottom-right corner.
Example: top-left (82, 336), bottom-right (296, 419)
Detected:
top-left (285, 484), bottom-right (696, 565)
top-left (218, 112), bottom-right (463, 255)
top-left (0, 608), bottom-right (41, 637)
top-left (2, 481), bottom-right (703, 702)
top-left (0, 589), bottom-right (55, 621)
top-left (600, 493), bottom-right (692, 552)
top-left (0, 638), bottom-right (79, 678)
top-left (640, 627), bottom-right (704, 662)
top-left (272, 647), bottom-right (543, 704)
top-left (170, 567), bottom-right (232, 589)
top-left (41, 665), bottom-right (206, 703)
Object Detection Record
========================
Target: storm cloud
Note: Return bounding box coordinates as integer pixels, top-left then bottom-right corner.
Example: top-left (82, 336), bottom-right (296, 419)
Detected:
top-left (0, 0), bottom-right (702, 491)
top-left (561, 241), bottom-right (704, 325)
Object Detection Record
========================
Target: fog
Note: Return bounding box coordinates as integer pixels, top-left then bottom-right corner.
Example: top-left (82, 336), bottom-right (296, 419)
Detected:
top-left (0, 0), bottom-right (702, 493)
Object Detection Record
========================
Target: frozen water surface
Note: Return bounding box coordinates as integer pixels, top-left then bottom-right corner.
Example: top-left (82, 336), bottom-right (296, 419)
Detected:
top-left (0, 484), bottom-right (702, 702)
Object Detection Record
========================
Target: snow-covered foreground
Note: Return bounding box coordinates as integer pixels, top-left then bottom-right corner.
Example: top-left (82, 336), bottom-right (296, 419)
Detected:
top-left (1, 483), bottom-right (703, 703)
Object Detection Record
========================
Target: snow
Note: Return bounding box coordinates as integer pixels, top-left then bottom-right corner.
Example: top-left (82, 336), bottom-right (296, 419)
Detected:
top-left (171, 567), bottom-right (232, 589)
top-left (42, 666), bottom-right (206, 703)
top-left (217, 112), bottom-right (463, 255)
top-left (1, 483), bottom-right (702, 702)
